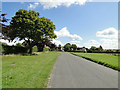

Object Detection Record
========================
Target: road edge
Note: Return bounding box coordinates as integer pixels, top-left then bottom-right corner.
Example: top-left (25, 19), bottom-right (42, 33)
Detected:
top-left (70, 52), bottom-right (119, 71)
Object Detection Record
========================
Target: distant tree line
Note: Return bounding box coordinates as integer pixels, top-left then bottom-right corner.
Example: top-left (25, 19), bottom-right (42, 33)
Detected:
top-left (63, 43), bottom-right (120, 53)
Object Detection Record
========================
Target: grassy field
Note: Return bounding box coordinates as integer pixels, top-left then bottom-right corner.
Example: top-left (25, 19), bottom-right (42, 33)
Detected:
top-left (71, 52), bottom-right (119, 71)
top-left (2, 52), bottom-right (61, 88)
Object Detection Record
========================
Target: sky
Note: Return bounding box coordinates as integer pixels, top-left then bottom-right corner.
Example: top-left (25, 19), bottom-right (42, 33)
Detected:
top-left (1, 1), bottom-right (119, 49)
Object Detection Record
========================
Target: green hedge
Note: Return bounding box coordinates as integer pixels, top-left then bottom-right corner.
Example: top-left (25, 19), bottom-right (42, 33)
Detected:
top-left (2, 45), bottom-right (28, 54)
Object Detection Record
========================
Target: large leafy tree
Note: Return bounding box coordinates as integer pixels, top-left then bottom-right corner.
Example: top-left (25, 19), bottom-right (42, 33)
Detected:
top-left (64, 43), bottom-right (71, 52)
top-left (9, 9), bottom-right (56, 54)
top-left (58, 44), bottom-right (62, 51)
top-left (90, 46), bottom-right (96, 52)
top-left (99, 45), bottom-right (103, 51)
top-left (71, 44), bottom-right (77, 51)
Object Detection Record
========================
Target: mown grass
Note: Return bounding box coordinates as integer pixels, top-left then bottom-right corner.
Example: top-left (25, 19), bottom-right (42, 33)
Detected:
top-left (71, 52), bottom-right (119, 71)
top-left (2, 52), bottom-right (61, 88)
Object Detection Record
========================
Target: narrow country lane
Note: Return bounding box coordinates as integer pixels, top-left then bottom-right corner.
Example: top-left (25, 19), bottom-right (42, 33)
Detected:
top-left (48, 53), bottom-right (118, 88)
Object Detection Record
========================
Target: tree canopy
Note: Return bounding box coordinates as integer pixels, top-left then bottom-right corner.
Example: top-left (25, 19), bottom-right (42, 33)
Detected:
top-left (0, 12), bottom-right (10, 40)
top-left (9, 9), bottom-right (57, 54)
top-left (71, 44), bottom-right (77, 51)
top-left (64, 43), bottom-right (71, 51)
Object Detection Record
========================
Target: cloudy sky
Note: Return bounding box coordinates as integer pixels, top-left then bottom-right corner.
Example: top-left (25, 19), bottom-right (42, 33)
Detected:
top-left (2, 1), bottom-right (118, 49)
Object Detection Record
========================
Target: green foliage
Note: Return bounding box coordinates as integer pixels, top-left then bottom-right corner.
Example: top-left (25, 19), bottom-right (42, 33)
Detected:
top-left (71, 44), bottom-right (77, 51)
top-left (64, 43), bottom-right (71, 52)
top-left (106, 49), bottom-right (113, 53)
top-left (2, 43), bottom-right (7, 46)
top-left (43, 47), bottom-right (50, 51)
top-left (58, 44), bottom-right (61, 48)
top-left (1, 43), bottom-right (8, 53)
top-left (58, 44), bottom-right (62, 51)
top-left (90, 46), bottom-right (96, 52)
top-left (49, 44), bottom-right (57, 51)
top-left (2, 52), bottom-right (61, 88)
top-left (99, 45), bottom-right (103, 51)
top-left (88, 45), bottom-right (104, 53)
top-left (32, 46), bottom-right (38, 52)
top-left (2, 44), bottom-right (28, 54)
top-left (71, 53), bottom-right (119, 71)
top-left (9, 9), bottom-right (56, 54)
top-left (16, 43), bottom-right (22, 47)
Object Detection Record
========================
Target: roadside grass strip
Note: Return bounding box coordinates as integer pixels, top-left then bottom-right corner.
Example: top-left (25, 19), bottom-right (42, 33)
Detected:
top-left (71, 52), bottom-right (119, 71)
top-left (2, 52), bottom-right (61, 88)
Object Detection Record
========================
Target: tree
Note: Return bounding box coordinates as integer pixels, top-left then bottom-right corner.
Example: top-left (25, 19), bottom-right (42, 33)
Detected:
top-left (8, 9), bottom-right (56, 54)
top-left (90, 46), bottom-right (96, 52)
top-left (99, 45), bottom-right (103, 52)
top-left (0, 12), bottom-right (10, 40)
top-left (64, 43), bottom-right (71, 52)
top-left (106, 49), bottom-right (113, 53)
top-left (1, 13), bottom-right (9, 23)
top-left (58, 44), bottom-right (62, 51)
top-left (71, 44), bottom-right (77, 51)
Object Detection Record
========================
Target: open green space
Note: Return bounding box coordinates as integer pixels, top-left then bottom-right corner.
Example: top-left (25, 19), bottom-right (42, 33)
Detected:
top-left (71, 52), bottom-right (119, 71)
top-left (2, 52), bottom-right (61, 88)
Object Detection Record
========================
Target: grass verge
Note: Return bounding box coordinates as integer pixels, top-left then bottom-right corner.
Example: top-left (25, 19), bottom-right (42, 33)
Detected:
top-left (71, 52), bottom-right (119, 71)
top-left (2, 52), bottom-right (61, 88)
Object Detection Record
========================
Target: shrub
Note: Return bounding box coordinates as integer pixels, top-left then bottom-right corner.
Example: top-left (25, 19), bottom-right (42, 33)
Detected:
top-left (43, 48), bottom-right (50, 51)
top-left (32, 46), bottom-right (38, 52)
top-left (50, 48), bottom-right (57, 51)
top-left (2, 44), bottom-right (28, 54)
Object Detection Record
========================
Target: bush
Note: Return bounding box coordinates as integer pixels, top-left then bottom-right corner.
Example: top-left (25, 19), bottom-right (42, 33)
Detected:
top-left (106, 50), bottom-right (113, 53)
top-left (32, 46), bottom-right (38, 52)
top-left (2, 44), bottom-right (28, 54)
top-left (50, 48), bottom-right (57, 51)
top-left (43, 48), bottom-right (50, 51)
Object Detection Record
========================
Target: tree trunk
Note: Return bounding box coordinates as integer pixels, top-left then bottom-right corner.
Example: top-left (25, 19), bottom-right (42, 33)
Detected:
top-left (29, 46), bottom-right (32, 55)
top-left (27, 39), bottom-right (37, 55)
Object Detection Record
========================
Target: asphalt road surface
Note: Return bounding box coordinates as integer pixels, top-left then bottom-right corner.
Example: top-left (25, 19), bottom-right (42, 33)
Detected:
top-left (48, 53), bottom-right (118, 88)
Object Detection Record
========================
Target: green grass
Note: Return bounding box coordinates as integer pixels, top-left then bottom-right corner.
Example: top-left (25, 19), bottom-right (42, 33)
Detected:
top-left (2, 52), bottom-right (61, 88)
top-left (71, 52), bottom-right (119, 71)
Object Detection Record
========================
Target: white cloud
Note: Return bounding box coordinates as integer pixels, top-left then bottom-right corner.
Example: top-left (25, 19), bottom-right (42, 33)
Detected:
top-left (76, 44), bottom-right (82, 47)
top-left (95, 27), bottom-right (119, 49)
top-left (70, 41), bottom-right (81, 47)
top-left (27, 0), bottom-right (91, 9)
top-left (0, 39), bottom-right (24, 46)
top-left (28, 2), bottom-right (39, 9)
top-left (83, 39), bottom-right (118, 49)
top-left (96, 27), bottom-right (118, 38)
top-left (83, 40), bottom-right (101, 48)
top-left (2, 0), bottom-right (119, 2)
top-left (52, 39), bottom-right (63, 46)
top-left (100, 38), bottom-right (118, 49)
top-left (38, 0), bottom-right (92, 9)
top-left (55, 27), bottom-right (83, 41)
top-left (71, 40), bottom-right (81, 44)
top-left (54, 27), bottom-right (70, 38)
top-left (69, 34), bottom-right (82, 41)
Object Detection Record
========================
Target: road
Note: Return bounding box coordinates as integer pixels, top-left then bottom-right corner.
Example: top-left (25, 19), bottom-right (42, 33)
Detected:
top-left (48, 53), bottom-right (118, 88)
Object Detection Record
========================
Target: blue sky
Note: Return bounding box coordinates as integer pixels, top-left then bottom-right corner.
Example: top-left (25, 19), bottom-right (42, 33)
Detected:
top-left (2, 2), bottom-right (118, 49)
